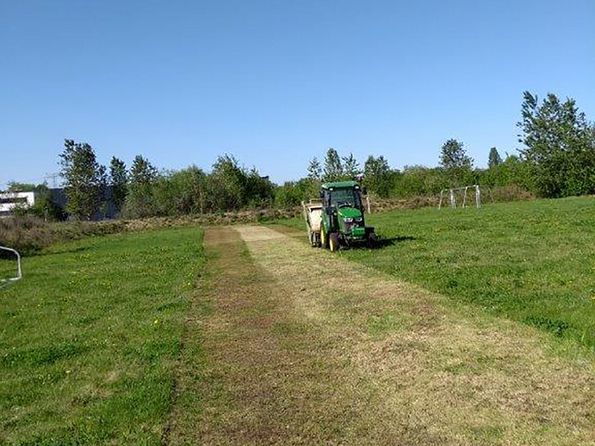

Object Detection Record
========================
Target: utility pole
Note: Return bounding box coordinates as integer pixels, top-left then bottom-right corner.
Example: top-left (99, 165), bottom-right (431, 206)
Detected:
top-left (44, 172), bottom-right (60, 188)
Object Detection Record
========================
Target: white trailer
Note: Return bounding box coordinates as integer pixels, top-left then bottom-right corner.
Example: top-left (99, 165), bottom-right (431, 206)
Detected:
top-left (302, 200), bottom-right (323, 247)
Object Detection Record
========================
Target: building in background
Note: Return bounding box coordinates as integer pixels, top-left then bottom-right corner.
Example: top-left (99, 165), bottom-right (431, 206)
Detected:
top-left (0, 191), bottom-right (37, 217)
top-left (0, 188), bottom-right (118, 220)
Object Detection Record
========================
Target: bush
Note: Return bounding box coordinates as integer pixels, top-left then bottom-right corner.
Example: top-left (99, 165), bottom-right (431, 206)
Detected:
top-left (0, 217), bottom-right (126, 255)
top-left (274, 179), bottom-right (318, 208)
top-left (485, 185), bottom-right (535, 203)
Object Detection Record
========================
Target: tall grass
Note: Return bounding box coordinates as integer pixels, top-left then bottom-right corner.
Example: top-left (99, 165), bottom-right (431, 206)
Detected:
top-left (0, 216), bottom-right (127, 255)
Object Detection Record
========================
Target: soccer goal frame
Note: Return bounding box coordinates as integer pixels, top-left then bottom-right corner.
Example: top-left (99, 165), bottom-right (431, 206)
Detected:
top-left (0, 246), bottom-right (22, 286)
top-left (438, 185), bottom-right (481, 209)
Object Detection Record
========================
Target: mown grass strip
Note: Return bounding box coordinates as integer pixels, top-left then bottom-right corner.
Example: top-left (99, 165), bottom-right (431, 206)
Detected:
top-left (272, 197), bottom-right (595, 350)
top-left (241, 225), bottom-right (594, 445)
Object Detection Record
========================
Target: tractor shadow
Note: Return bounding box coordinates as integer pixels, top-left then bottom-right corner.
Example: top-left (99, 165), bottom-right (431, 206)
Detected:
top-left (371, 235), bottom-right (417, 249)
top-left (36, 245), bottom-right (93, 257)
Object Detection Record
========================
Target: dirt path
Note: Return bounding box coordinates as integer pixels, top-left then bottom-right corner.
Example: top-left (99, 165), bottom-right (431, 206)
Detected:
top-left (167, 225), bottom-right (594, 445)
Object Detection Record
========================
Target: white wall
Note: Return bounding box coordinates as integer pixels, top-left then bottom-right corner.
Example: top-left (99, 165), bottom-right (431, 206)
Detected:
top-left (0, 191), bottom-right (36, 215)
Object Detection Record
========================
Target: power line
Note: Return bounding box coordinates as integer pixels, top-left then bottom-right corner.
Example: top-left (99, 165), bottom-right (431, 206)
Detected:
top-left (0, 173), bottom-right (62, 190)
top-left (44, 172), bottom-right (61, 188)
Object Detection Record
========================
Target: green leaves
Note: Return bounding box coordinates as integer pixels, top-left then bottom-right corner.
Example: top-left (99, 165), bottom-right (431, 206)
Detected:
top-left (517, 91), bottom-right (595, 197)
top-left (488, 147), bottom-right (503, 169)
top-left (59, 139), bottom-right (106, 220)
top-left (439, 139), bottom-right (474, 188)
top-left (109, 157), bottom-right (128, 215)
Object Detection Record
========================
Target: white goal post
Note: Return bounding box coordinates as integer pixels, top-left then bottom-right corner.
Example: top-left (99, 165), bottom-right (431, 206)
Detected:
top-left (0, 246), bottom-right (22, 286)
top-left (438, 185), bottom-right (481, 209)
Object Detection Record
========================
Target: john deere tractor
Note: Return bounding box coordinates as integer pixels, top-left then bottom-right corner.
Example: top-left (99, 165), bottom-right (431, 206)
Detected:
top-left (314, 181), bottom-right (376, 252)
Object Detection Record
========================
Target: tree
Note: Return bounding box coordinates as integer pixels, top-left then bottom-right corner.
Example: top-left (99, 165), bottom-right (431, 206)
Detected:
top-left (126, 155), bottom-right (158, 217)
top-left (130, 155), bottom-right (158, 185)
top-left (151, 166), bottom-right (207, 215)
top-left (323, 148), bottom-right (343, 181)
top-left (363, 155), bottom-right (391, 197)
top-left (109, 157), bottom-right (128, 214)
top-left (488, 147), bottom-right (503, 168)
top-left (517, 91), bottom-right (595, 197)
top-left (6, 182), bottom-right (41, 192)
top-left (307, 157), bottom-right (322, 181)
top-left (342, 153), bottom-right (360, 178)
top-left (439, 139), bottom-right (474, 186)
top-left (394, 165), bottom-right (445, 197)
top-left (244, 168), bottom-right (275, 208)
top-left (59, 139), bottom-right (106, 220)
top-left (209, 154), bottom-right (246, 210)
top-left (440, 139), bottom-right (473, 170)
top-left (483, 154), bottom-right (533, 190)
top-left (274, 179), bottom-right (312, 208)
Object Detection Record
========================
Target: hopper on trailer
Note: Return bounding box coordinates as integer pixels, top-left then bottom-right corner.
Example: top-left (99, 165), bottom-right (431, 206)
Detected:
top-left (302, 199), bottom-right (323, 247)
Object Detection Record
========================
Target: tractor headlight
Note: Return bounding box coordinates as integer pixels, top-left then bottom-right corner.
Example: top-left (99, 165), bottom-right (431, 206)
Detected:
top-left (355, 217), bottom-right (363, 223)
top-left (344, 217), bottom-right (354, 223)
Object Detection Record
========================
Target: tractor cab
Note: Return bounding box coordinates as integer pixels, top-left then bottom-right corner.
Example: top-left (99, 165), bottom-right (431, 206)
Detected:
top-left (318, 181), bottom-right (376, 251)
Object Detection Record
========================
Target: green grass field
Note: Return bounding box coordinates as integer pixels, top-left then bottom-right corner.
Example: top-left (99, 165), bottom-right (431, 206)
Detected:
top-left (1, 197), bottom-right (593, 444)
top-left (0, 227), bottom-right (204, 444)
top-left (276, 197), bottom-right (595, 351)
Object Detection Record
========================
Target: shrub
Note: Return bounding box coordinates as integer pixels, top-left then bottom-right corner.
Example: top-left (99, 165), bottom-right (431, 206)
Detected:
top-left (0, 217), bottom-right (126, 255)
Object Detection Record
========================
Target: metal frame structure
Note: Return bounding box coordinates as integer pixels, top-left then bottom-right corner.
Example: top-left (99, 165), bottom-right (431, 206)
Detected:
top-left (0, 246), bottom-right (22, 285)
top-left (438, 185), bottom-right (481, 209)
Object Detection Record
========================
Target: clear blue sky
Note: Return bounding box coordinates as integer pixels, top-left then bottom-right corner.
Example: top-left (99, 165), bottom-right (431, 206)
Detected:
top-left (1, 0), bottom-right (594, 187)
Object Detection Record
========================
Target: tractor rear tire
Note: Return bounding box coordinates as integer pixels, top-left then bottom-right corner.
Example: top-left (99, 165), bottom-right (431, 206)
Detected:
top-left (329, 232), bottom-right (340, 252)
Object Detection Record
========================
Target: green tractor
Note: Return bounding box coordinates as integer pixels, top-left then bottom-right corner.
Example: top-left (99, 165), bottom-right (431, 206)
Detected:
top-left (309, 180), bottom-right (376, 252)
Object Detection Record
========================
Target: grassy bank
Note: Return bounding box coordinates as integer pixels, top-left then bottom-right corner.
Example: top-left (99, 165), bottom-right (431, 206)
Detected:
top-left (0, 217), bottom-right (128, 256)
top-left (0, 209), bottom-right (297, 256)
top-left (0, 227), bottom-right (204, 444)
top-left (274, 197), bottom-right (595, 350)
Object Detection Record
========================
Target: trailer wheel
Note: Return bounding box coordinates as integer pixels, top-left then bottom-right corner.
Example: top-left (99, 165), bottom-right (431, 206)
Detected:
top-left (308, 230), bottom-right (317, 247)
top-left (329, 232), bottom-right (340, 252)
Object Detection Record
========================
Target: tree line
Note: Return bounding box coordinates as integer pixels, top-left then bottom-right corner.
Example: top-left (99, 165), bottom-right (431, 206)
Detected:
top-left (5, 90), bottom-right (594, 220)
top-left (56, 148), bottom-right (275, 219)
top-left (277, 91), bottom-right (595, 205)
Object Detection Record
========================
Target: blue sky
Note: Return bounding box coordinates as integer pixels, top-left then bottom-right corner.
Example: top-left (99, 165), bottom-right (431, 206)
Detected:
top-left (1, 0), bottom-right (594, 187)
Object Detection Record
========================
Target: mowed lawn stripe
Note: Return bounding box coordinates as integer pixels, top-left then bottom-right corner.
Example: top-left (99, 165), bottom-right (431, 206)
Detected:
top-left (273, 197), bottom-right (595, 350)
top-left (234, 225), bottom-right (594, 445)
top-left (168, 226), bottom-right (423, 445)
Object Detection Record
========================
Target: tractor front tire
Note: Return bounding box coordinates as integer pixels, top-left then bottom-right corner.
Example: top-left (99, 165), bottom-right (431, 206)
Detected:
top-left (329, 232), bottom-right (340, 252)
top-left (320, 227), bottom-right (328, 249)
top-left (367, 232), bottom-right (377, 248)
